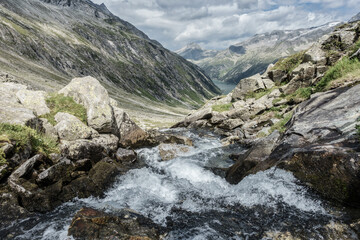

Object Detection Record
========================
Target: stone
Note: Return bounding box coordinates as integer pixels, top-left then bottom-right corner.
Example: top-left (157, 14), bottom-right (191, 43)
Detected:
top-left (58, 76), bottom-right (114, 133)
top-left (40, 118), bottom-right (58, 142)
top-left (218, 119), bottom-right (244, 130)
top-left (226, 130), bottom-right (281, 184)
top-left (54, 112), bottom-right (98, 141)
top-left (210, 112), bottom-right (227, 125)
top-left (91, 134), bottom-right (119, 154)
top-left (68, 208), bottom-right (164, 240)
top-left (303, 43), bottom-right (327, 65)
top-left (113, 107), bottom-right (148, 147)
top-left (231, 74), bottom-right (266, 100)
top-left (267, 69), bottom-right (288, 84)
top-left (158, 143), bottom-right (190, 161)
top-left (16, 90), bottom-right (50, 116)
top-left (0, 90), bottom-right (39, 128)
top-left (0, 82), bottom-right (27, 94)
top-left (60, 139), bottom-right (106, 161)
top-left (115, 148), bottom-right (137, 163)
top-left (36, 159), bottom-right (73, 186)
top-left (184, 108), bottom-right (212, 126)
top-left (8, 154), bottom-right (43, 197)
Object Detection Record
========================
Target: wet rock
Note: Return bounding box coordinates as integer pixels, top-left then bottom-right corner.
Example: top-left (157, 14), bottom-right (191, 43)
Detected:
top-left (16, 89), bottom-right (50, 116)
top-left (158, 143), bottom-right (190, 161)
top-left (55, 112), bottom-right (99, 141)
top-left (68, 207), bottom-right (165, 240)
top-left (249, 85), bottom-right (360, 206)
top-left (8, 154), bottom-right (43, 196)
top-left (36, 159), bottom-right (73, 186)
top-left (226, 130), bottom-right (281, 184)
top-left (115, 148), bottom-right (137, 163)
top-left (59, 76), bottom-right (114, 133)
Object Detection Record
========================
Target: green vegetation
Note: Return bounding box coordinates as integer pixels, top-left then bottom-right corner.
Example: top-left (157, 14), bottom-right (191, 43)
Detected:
top-left (245, 88), bottom-right (274, 100)
top-left (212, 103), bottom-right (232, 112)
top-left (286, 87), bottom-right (313, 102)
top-left (0, 123), bottom-right (59, 164)
top-left (272, 51), bottom-right (306, 74)
top-left (315, 57), bottom-right (360, 92)
top-left (40, 93), bottom-right (87, 125)
top-left (270, 112), bottom-right (293, 133)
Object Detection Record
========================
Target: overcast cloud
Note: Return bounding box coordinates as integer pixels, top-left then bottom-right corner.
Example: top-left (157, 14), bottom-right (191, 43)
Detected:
top-left (92, 0), bottom-right (360, 50)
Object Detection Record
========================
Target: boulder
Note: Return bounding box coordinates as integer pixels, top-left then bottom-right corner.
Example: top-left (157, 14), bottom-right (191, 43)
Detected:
top-left (58, 76), bottom-right (114, 133)
top-left (92, 134), bottom-right (119, 154)
top-left (54, 112), bottom-right (98, 141)
top-left (303, 43), bottom-right (327, 65)
top-left (158, 143), bottom-right (190, 161)
top-left (16, 90), bottom-right (50, 116)
top-left (0, 82), bottom-right (27, 94)
top-left (267, 69), bottom-right (288, 84)
top-left (218, 119), bottom-right (244, 130)
top-left (247, 85), bottom-right (360, 206)
top-left (115, 148), bottom-right (137, 163)
top-left (60, 139), bottom-right (106, 161)
top-left (0, 89), bottom-right (39, 128)
top-left (113, 106), bottom-right (146, 140)
top-left (36, 158), bottom-right (73, 186)
top-left (68, 208), bottom-right (164, 240)
top-left (231, 74), bottom-right (268, 100)
top-left (39, 118), bottom-right (58, 142)
top-left (184, 108), bottom-right (212, 126)
top-left (226, 130), bottom-right (281, 184)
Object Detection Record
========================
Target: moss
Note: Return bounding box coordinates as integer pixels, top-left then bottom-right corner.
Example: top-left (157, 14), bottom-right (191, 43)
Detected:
top-left (270, 112), bottom-right (293, 133)
top-left (0, 123), bottom-right (59, 156)
top-left (315, 57), bottom-right (360, 92)
top-left (272, 51), bottom-right (306, 74)
top-left (212, 103), bottom-right (232, 112)
top-left (40, 93), bottom-right (87, 126)
top-left (0, 148), bottom-right (6, 166)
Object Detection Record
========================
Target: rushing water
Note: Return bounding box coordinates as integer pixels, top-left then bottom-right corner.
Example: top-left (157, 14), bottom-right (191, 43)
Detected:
top-left (2, 129), bottom-right (349, 239)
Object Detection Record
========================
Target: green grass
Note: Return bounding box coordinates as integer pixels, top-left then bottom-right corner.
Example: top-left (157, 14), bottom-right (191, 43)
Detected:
top-left (245, 88), bottom-right (273, 100)
top-left (40, 93), bottom-right (87, 125)
top-left (0, 123), bottom-right (59, 163)
top-left (270, 112), bottom-right (293, 133)
top-left (212, 103), bottom-right (232, 112)
top-left (272, 51), bottom-right (306, 74)
top-left (286, 87), bottom-right (313, 102)
top-left (315, 57), bottom-right (360, 92)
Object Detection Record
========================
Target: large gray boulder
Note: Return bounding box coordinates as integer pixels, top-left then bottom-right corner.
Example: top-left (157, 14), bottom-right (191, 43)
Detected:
top-left (54, 112), bottom-right (99, 141)
top-left (231, 74), bottom-right (274, 101)
top-left (0, 89), bottom-right (39, 128)
top-left (59, 76), bottom-right (114, 133)
top-left (16, 90), bottom-right (50, 116)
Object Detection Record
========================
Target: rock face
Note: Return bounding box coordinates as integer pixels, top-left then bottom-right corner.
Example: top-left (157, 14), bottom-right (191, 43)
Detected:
top-left (178, 22), bottom-right (338, 84)
top-left (0, 0), bottom-right (220, 107)
top-left (68, 207), bottom-right (165, 240)
top-left (232, 85), bottom-right (360, 206)
top-left (59, 76), bottom-right (114, 133)
top-left (231, 74), bottom-right (274, 101)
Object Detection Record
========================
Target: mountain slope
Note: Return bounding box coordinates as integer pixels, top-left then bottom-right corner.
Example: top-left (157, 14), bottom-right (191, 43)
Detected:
top-left (0, 0), bottom-right (220, 111)
top-left (175, 43), bottom-right (219, 61)
top-left (179, 22), bottom-right (339, 84)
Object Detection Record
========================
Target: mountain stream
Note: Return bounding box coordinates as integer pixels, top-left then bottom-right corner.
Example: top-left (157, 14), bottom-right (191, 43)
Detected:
top-left (3, 129), bottom-right (352, 239)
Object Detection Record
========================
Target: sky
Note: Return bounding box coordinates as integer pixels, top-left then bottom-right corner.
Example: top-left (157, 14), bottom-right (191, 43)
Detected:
top-left (92, 0), bottom-right (360, 51)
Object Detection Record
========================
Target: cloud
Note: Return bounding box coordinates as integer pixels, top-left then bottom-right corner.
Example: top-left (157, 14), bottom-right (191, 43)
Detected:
top-left (91, 0), bottom-right (360, 50)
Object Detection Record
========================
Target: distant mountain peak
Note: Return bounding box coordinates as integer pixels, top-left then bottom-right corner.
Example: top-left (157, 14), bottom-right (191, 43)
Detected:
top-left (349, 12), bottom-right (360, 23)
top-left (176, 43), bottom-right (218, 61)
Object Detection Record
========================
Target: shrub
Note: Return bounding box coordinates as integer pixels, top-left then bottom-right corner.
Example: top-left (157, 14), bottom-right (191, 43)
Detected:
top-left (272, 51), bottom-right (306, 74)
top-left (0, 123), bottom-right (59, 159)
top-left (315, 57), bottom-right (360, 92)
top-left (212, 103), bottom-right (232, 112)
top-left (40, 93), bottom-right (87, 125)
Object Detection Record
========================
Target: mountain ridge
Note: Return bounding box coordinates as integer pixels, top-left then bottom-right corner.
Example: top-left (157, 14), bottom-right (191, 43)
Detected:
top-left (0, 0), bottom-right (220, 116)
top-left (178, 22), bottom-right (340, 84)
